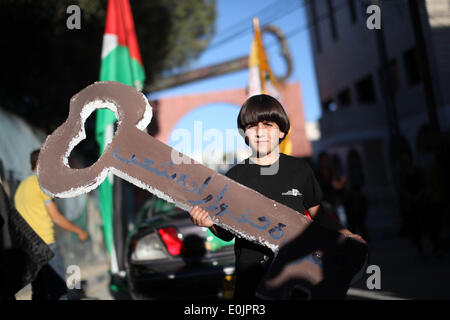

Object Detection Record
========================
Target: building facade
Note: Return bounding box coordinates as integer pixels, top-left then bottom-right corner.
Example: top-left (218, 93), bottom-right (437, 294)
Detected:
top-left (305, 0), bottom-right (450, 206)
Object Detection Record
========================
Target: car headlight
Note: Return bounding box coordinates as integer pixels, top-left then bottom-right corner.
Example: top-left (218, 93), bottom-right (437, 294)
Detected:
top-left (131, 232), bottom-right (168, 262)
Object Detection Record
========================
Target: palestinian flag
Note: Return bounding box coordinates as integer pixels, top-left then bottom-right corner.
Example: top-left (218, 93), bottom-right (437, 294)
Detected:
top-left (95, 0), bottom-right (145, 276)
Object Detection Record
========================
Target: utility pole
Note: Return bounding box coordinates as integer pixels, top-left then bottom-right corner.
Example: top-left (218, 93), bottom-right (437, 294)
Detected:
top-left (363, 0), bottom-right (403, 201)
top-left (365, 0), bottom-right (401, 139)
top-left (407, 0), bottom-right (441, 133)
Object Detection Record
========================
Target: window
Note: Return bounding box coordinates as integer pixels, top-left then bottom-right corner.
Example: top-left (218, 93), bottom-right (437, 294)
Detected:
top-left (327, 0), bottom-right (338, 40)
top-left (337, 88), bottom-right (352, 108)
top-left (348, 0), bottom-right (357, 23)
top-left (379, 59), bottom-right (401, 94)
top-left (322, 99), bottom-right (338, 112)
top-left (356, 75), bottom-right (376, 103)
top-left (403, 47), bottom-right (421, 86)
top-left (309, 0), bottom-right (322, 53)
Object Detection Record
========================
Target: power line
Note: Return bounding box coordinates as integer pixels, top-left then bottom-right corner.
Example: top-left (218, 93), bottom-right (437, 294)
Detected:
top-left (180, 0), bottom-right (343, 74)
top-left (205, 0), bottom-right (304, 51)
top-left (209, 0), bottom-right (290, 43)
top-left (208, 0), bottom-right (297, 45)
top-left (206, 2), bottom-right (299, 51)
top-left (265, 0), bottom-right (351, 49)
top-left (262, 0), bottom-right (352, 48)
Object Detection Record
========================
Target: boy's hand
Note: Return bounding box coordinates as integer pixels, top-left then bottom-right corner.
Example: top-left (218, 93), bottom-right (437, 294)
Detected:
top-left (189, 206), bottom-right (213, 228)
top-left (340, 229), bottom-right (367, 245)
top-left (77, 230), bottom-right (89, 241)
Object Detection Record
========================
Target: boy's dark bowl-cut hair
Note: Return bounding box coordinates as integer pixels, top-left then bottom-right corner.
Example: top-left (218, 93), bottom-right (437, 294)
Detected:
top-left (238, 94), bottom-right (290, 143)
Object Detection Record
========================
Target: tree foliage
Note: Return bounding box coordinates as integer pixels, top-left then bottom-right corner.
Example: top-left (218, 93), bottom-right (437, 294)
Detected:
top-left (0, 0), bottom-right (216, 132)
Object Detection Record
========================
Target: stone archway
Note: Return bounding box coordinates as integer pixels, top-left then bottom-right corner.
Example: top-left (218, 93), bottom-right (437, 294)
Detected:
top-left (150, 82), bottom-right (312, 157)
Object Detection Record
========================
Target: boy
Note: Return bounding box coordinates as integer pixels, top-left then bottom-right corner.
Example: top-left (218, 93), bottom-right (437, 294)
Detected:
top-left (190, 94), bottom-right (365, 299)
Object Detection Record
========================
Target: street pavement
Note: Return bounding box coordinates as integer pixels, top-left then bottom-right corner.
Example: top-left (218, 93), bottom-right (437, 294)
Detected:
top-left (15, 262), bottom-right (113, 300)
top-left (71, 203), bottom-right (450, 300)
top-left (346, 204), bottom-right (450, 300)
top-left (347, 235), bottom-right (450, 300)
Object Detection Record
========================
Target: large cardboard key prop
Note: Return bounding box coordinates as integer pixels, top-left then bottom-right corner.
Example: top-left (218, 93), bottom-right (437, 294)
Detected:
top-left (37, 81), bottom-right (367, 299)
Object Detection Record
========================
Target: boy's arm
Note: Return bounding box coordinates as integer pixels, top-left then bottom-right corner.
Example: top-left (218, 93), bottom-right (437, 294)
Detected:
top-left (190, 206), bottom-right (234, 241)
top-left (45, 201), bottom-right (88, 241)
top-left (308, 205), bottom-right (365, 243)
top-left (308, 205), bottom-right (345, 232)
top-left (209, 225), bottom-right (234, 242)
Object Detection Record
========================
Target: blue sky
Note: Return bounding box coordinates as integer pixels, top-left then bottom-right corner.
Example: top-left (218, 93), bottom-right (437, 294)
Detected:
top-left (148, 0), bottom-right (321, 152)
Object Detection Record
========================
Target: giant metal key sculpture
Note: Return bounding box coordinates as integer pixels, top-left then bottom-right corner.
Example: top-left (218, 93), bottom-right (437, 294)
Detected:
top-left (38, 81), bottom-right (367, 299)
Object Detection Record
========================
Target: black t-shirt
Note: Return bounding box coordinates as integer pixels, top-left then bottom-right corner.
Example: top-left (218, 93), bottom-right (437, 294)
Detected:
top-left (218, 153), bottom-right (323, 299)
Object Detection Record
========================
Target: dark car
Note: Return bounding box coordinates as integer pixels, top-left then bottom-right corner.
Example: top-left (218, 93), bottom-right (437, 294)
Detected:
top-left (125, 197), bottom-right (236, 300)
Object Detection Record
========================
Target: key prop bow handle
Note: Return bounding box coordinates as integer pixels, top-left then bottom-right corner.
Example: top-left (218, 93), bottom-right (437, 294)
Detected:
top-left (37, 81), bottom-right (152, 198)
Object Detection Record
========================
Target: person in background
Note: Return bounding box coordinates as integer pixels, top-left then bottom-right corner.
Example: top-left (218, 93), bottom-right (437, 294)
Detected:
top-left (315, 152), bottom-right (346, 223)
top-left (1, 176), bottom-right (55, 300)
top-left (344, 184), bottom-right (369, 242)
top-left (397, 149), bottom-right (431, 257)
top-left (14, 149), bottom-right (88, 300)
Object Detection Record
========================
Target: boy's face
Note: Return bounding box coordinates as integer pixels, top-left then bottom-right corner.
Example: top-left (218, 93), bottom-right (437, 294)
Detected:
top-left (245, 121), bottom-right (285, 156)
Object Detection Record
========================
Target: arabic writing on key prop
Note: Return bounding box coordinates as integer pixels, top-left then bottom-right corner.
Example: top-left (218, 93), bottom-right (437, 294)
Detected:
top-left (113, 146), bottom-right (286, 241)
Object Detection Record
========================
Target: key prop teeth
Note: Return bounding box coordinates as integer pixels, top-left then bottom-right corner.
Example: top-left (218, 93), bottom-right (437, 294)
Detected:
top-left (37, 81), bottom-right (152, 198)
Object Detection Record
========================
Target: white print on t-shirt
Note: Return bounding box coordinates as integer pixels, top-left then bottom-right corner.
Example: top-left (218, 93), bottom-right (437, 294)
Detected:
top-left (281, 188), bottom-right (302, 197)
